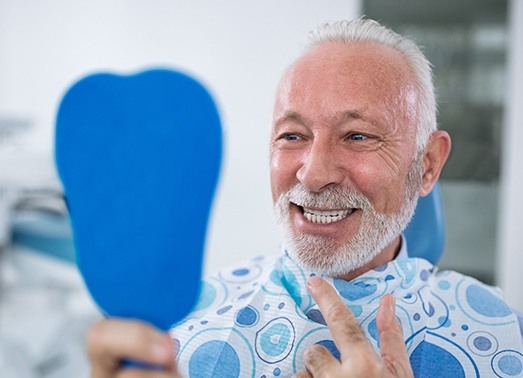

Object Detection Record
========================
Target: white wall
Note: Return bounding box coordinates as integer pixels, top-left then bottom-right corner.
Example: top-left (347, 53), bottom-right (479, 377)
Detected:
top-left (496, 0), bottom-right (523, 311)
top-left (0, 1), bottom-right (362, 274)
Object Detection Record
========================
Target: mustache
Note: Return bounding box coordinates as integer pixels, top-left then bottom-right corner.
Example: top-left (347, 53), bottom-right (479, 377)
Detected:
top-left (279, 184), bottom-right (373, 210)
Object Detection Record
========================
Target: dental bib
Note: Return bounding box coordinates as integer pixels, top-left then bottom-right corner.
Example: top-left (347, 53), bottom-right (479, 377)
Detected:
top-left (171, 253), bottom-right (523, 377)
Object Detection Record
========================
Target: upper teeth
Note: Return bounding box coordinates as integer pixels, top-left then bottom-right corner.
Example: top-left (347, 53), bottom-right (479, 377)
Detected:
top-left (302, 208), bottom-right (352, 224)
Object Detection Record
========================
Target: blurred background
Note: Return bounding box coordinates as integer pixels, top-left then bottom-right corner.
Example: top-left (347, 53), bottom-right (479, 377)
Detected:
top-left (1, 0), bottom-right (522, 376)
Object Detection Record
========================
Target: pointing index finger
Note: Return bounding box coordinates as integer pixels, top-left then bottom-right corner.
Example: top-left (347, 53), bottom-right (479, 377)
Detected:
top-left (307, 276), bottom-right (375, 359)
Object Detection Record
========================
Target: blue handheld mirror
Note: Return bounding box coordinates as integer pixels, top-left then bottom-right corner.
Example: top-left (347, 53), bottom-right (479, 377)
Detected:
top-left (55, 69), bottom-right (222, 331)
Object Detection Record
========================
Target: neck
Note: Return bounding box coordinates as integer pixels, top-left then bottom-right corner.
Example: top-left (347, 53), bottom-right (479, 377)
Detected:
top-left (336, 235), bottom-right (402, 281)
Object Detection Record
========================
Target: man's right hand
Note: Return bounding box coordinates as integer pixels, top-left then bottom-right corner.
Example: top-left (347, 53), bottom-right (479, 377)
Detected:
top-left (293, 276), bottom-right (413, 378)
top-left (87, 319), bottom-right (181, 378)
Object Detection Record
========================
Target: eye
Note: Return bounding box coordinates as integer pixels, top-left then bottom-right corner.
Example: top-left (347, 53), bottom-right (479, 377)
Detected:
top-left (282, 133), bottom-right (301, 141)
top-left (346, 133), bottom-right (367, 141)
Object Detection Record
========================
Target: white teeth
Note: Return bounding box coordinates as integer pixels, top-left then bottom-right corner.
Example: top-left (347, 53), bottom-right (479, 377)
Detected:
top-left (302, 207), bottom-right (353, 224)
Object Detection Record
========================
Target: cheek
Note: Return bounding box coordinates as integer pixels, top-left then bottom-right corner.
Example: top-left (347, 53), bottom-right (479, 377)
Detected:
top-left (269, 151), bottom-right (300, 201)
top-left (347, 158), bottom-right (405, 213)
top-left (347, 156), bottom-right (384, 191)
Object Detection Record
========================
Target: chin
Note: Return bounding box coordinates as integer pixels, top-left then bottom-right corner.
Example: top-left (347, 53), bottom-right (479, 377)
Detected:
top-left (284, 231), bottom-right (386, 277)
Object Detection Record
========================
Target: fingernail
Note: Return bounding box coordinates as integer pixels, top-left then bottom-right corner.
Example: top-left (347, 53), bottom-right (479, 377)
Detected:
top-left (307, 275), bottom-right (322, 288)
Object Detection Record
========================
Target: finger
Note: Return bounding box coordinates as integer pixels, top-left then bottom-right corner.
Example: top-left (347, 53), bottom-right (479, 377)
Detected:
top-left (302, 344), bottom-right (339, 377)
top-left (377, 294), bottom-right (413, 376)
top-left (307, 276), bottom-right (374, 357)
top-left (88, 319), bottom-right (174, 377)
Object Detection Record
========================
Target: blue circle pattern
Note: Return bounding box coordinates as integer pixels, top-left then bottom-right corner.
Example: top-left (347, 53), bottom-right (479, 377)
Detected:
top-left (255, 318), bottom-right (295, 363)
top-left (236, 306), bottom-right (259, 327)
top-left (439, 280), bottom-right (451, 290)
top-left (499, 355), bottom-right (522, 376)
top-left (189, 340), bottom-right (240, 378)
top-left (410, 341), bottom-right (465, 378)
top-left (474, 336), bottom-right (491, 351)
top-left (260, 324), bottom-right (291, 356)
top-left (172, 255), bottom-right (523, 377)
top-left (305, 309), bottom-right (326, 325)
top-left (467, 332), bottom-right (498, 357)
top-left (465, 284), bottom-right (512, 318)
top-left (492, 351), bottom-right (523, 377)
top-left (233, 268), bottom-right (249, 276)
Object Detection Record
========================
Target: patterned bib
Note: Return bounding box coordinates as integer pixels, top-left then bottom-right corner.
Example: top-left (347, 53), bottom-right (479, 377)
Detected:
top-left (171, 254), bottom-right (523, 377)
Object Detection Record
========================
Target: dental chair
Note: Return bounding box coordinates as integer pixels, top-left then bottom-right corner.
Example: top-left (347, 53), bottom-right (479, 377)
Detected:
top-left (11, 191), bottom-right (75, 263)
top-left (405, 184), bottom-right (445, 265)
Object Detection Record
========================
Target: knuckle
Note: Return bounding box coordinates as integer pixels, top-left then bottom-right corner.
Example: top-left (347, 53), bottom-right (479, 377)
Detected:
top-left (326, 304), bottom-right (354, 328)
top-left (339, 323), bottom-right (366, 344)
top-left (327, 303), bottom-right (349, 321)
top-left (303, 344), bottom-right (327, 365)
top-left (324, 302), bottom-right (367, 344)
top-left (302, 345), bottom-right (318, 364)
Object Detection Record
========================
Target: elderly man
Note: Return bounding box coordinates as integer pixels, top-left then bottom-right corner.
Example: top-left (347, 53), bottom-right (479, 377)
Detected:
top-left (88, 19), bottom-right (523, 377)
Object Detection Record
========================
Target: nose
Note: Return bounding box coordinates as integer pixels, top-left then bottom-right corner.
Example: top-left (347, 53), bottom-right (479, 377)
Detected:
top-left (296, 141), bottom-right (344, 192)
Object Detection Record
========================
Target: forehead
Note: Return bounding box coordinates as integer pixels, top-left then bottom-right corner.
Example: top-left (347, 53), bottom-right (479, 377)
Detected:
top-left (274, 41), bottom-right (418, 129)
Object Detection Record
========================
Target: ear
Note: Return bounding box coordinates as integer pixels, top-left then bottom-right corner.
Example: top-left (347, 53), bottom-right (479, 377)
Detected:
top-left (419, 130), bottom-right (451, 197)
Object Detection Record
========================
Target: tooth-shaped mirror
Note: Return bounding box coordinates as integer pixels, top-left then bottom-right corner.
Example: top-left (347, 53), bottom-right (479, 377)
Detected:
top-left (55, 69), bottom-right (222, 331)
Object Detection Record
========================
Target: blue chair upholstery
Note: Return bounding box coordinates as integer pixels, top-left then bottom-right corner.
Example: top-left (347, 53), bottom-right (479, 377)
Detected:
top-left (404, 183), bottom-right (446, 265)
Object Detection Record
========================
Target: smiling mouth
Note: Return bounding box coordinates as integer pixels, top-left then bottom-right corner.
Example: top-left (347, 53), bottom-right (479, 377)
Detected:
top-left (299, 205), bottom-right (355, 224)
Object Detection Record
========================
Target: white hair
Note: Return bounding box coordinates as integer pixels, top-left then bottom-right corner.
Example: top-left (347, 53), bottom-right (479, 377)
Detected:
top-left (308, 18), bottom-right (437, 154)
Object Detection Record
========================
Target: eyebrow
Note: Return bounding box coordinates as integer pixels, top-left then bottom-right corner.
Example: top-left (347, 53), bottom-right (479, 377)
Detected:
top-left (273, 111), bottom-right (308, 128)
top-left (274, 109), bottom-right (377, 128)
top-left (338, 110), bottom-right (367, 123)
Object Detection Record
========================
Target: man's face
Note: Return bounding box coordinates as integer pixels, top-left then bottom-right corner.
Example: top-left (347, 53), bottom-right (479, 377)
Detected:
top-left (270, 41), bottom-right (424, 276)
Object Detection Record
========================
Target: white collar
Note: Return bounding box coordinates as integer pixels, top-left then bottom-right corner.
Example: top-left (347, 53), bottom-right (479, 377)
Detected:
top-left (396, 234), bottom-right (409, 260)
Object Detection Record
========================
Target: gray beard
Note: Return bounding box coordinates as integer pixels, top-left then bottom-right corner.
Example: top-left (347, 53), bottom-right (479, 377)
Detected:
top-left (274, 160), bottom-right (423, 277)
